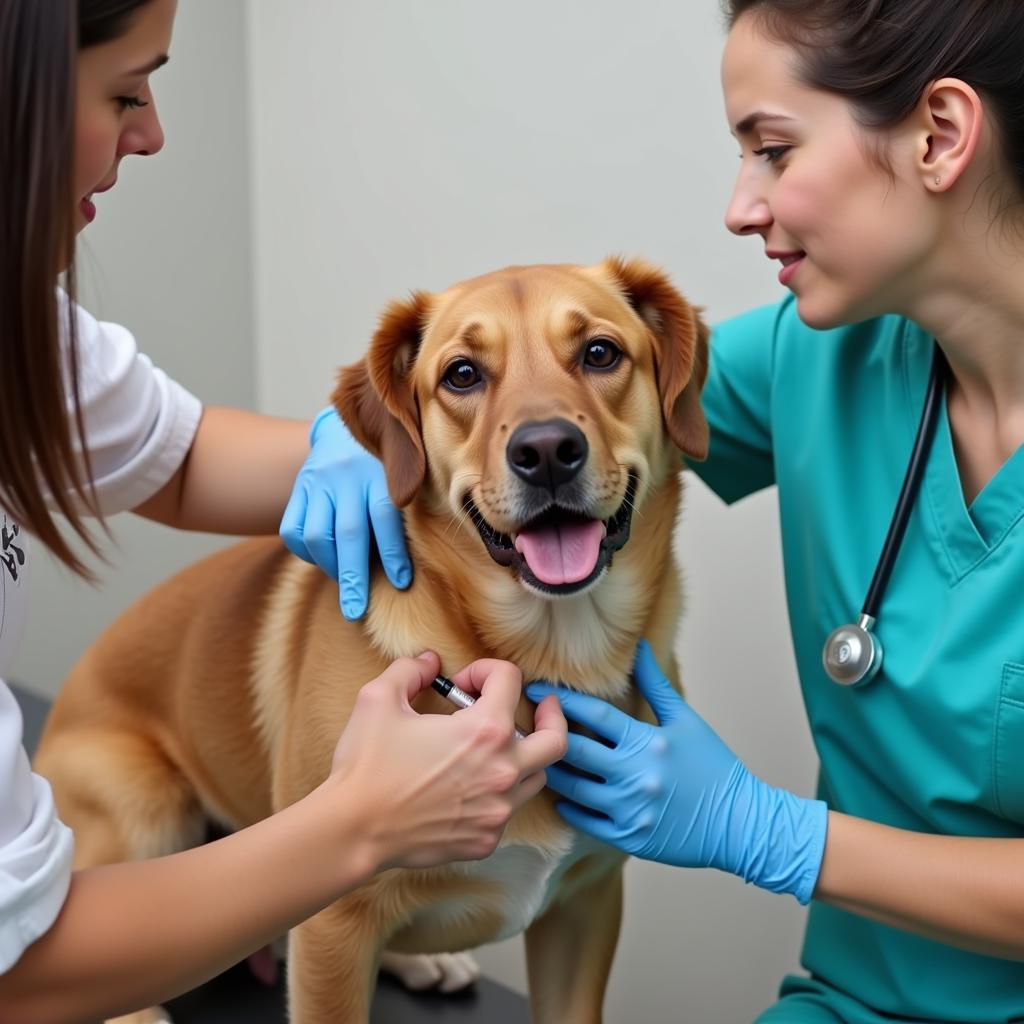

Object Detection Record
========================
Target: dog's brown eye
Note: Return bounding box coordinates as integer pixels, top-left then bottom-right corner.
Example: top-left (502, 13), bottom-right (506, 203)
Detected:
top-left (583, 338), bottom-right (621, 370)
top-left (443, 360), bottom-right (482, 391)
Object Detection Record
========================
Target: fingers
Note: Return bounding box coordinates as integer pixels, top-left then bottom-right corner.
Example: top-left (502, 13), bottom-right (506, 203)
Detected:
top-left (450, 659), bottom-right (523, 716)
top-left (524, 683), bottom-right (635, 746)
top-left (335, 497), bottom-right (371, 621)
top-left (367, 652), bottom-right (441, 706)
top-left (446, 661), bottom-right (565, 774)
top-left (532, 691), bottom-right (565, 734)
top-left (633, 640), bottom-right (684, 726)
top-left (288, 407), bottom-right (406, 619)
top-left (555, 800), bottom-right (619, 845)
top-left (302, 489), bottom-right (341, 583)
top-left (562, 731), bottom-right (617, 778)
top-left (279, 485), bottom-right (315, 564)
top-left (367, 474), bottom-right (412, 590)
top-left (516, 695), bottom-right (567, 774)
top-left (544, 764), bottom-right (608, 811)
top-left (511, 768), bottom-right (548, 809)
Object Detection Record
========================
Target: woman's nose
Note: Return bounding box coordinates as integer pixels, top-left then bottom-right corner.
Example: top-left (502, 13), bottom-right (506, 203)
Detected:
top-left (724, 170), bottom-right (772, 236)
top-left (119, 92), bottom-right (165, 159)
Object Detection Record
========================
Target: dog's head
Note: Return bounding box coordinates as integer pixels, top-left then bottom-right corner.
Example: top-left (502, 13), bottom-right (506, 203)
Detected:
top-left (335, 257), bottom-right (708, 598)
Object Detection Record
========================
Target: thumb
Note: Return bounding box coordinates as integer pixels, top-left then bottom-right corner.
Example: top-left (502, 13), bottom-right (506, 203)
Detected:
top-left (633, 640), bottom-right (684, 725)
top-left (377, 651), bottom-right (441, 707)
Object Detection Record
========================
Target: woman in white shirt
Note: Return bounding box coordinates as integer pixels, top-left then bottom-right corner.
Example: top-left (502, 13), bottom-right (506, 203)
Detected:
top-left (0, 1), bottom-right (566, 1019)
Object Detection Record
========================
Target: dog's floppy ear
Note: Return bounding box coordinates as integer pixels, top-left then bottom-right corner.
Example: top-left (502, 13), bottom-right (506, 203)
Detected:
top-left (603, 256), bottom-right (710, 460)
top-left (332, 291), bottom-right (432, 507)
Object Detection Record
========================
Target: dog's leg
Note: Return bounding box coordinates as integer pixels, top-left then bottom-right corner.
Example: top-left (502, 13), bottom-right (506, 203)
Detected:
top-left (34, 726), bottom-right (206, 1024)
top-left (35, 727), bottom-right (206, 867)
top-left (287, 901), bottom-right (383, 1024)
top-left (524, 865), bottom-right (624, 1024)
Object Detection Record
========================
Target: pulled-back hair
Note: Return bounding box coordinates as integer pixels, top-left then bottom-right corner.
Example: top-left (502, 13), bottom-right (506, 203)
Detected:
top-left (723, 1), bottom-right (1024, 208)
top-left (0, 0), bottom-right (152, 576)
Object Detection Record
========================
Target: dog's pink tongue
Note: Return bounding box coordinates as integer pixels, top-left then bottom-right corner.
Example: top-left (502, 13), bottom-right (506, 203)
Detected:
top-left (514, 520), bottom-right (604, 585)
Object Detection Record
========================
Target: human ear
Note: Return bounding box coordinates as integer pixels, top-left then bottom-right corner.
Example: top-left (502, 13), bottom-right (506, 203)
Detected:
top-left (916, 78), bottom-right (984, 192)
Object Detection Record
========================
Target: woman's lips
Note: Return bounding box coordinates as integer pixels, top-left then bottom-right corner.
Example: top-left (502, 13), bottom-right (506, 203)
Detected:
top-left (777, 253), bottom-right (805, 287)
top-left (79, 197), bottom-right (97, 223)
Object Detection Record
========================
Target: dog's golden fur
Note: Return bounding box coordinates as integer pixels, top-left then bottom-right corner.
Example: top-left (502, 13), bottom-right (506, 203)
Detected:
top-left (34, 257), bottom-right (708, 1023)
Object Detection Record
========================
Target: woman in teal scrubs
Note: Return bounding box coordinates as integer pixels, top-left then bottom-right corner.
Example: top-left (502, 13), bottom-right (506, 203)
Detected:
top-left (286, 0), bottom-right (1024, 1019)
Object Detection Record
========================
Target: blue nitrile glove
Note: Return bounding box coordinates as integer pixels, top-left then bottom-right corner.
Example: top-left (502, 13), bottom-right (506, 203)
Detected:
top-left (280, 407), bottom-right (412, 620)
top-left (525, 641), bottom-right (828, 904)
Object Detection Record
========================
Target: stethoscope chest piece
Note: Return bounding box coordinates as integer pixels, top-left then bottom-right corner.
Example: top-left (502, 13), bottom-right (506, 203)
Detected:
top-left (823, 614), bottom-right (882, 687)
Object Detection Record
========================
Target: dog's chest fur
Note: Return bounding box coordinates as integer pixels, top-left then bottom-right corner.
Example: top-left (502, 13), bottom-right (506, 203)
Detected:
top-left (397, 825), bottom-right (617, 946)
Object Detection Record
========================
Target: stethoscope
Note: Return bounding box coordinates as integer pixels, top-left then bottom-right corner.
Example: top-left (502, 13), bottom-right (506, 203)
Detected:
top-left (822, 345), bottom-right (948, 687)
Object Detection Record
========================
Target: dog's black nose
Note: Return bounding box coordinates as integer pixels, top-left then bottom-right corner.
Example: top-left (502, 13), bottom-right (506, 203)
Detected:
top-left (506, 418), bottom-right (589, 491)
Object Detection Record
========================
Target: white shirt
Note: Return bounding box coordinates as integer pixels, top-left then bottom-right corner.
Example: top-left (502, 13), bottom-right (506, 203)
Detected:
top-left (0, 298), bottom-right (202, 973)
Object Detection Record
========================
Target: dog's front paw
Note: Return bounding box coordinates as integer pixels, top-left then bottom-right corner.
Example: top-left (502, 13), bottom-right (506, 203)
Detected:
top-left (379, 950), bottom-right (481, 993)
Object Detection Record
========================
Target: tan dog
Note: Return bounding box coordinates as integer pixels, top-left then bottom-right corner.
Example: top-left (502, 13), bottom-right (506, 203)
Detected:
top-left (34, 256), bottom-right (708, 1024)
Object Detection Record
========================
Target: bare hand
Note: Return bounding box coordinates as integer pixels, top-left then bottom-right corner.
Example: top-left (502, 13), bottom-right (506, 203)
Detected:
top-left (329, 653), bottom-right (567, 870)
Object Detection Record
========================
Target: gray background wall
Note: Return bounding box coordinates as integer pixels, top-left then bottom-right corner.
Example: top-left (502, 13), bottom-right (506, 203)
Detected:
top-left (18, 2), bottom-right (820, 1020)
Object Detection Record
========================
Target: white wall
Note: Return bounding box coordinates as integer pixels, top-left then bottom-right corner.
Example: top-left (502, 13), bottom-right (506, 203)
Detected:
top-left (16, 0), bottom-right (254, 697)
top-left (247, 2), bottom-right (818, 1021)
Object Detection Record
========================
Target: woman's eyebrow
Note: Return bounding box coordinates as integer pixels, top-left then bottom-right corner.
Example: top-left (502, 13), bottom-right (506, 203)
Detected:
top-left (733, 111), bottom-right (793, 135)
top-left (122, 54), bottom-right (170, 77)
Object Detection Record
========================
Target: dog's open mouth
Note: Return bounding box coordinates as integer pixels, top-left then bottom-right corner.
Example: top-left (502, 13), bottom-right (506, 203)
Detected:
top-left (463, 473), bottom-right (638, 595)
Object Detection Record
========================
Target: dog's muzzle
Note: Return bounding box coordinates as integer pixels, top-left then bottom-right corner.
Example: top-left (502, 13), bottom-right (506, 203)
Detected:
top-left (463, 419), bottom-right (638, 596)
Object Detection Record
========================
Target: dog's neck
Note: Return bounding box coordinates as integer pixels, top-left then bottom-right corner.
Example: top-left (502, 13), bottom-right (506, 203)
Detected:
top-left (364, 473), bottom-right (683, 701)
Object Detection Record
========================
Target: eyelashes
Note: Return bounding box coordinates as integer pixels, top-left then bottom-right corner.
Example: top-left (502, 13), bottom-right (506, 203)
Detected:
top-left (752, 145), bottom-right (791, 164)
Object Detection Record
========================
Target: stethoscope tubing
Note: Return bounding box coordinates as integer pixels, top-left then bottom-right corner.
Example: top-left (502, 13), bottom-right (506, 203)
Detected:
top-left (822, 344), bottom-right (947, 687)
top-left (860, 345), bottom-right (948, 619)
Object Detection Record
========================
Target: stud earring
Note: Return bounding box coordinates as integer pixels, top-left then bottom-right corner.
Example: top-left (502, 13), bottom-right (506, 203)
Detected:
top-left (934, 176), bottom-right (941, 186)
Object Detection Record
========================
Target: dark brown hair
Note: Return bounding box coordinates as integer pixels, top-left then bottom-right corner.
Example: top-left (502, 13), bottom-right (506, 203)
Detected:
top-left (723, 0), bottom-right (1024, 207)
top-left (0, 0), bottom-right (152, 576)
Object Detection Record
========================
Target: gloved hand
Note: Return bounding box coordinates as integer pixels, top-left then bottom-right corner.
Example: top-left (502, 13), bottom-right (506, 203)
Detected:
top-left (525, 641), bottom-right (828, 904)
top-left (280, 407), bottom-right (412, 620)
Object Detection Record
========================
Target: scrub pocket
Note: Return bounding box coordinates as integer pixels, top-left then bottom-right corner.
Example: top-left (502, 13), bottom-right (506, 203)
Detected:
top-left (993, 662), bottom-right (1024, 823)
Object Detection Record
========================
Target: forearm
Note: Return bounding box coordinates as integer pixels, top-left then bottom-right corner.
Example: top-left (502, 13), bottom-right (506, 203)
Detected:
top-left (816, 812), bottom-right (1024, 960)
top-left (134, 407), bottom-right (311, 534)
top-left (0, 778), bottom-right (376, 1024)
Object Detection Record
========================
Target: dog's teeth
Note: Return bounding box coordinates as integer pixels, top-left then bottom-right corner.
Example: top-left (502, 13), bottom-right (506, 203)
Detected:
top-left (601, 522), bottom-right (607, 539)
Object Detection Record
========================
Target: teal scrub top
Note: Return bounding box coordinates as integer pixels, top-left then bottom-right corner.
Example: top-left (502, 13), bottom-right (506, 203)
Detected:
top-left (693, 296), bottom-right (1024, 1022)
